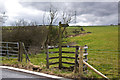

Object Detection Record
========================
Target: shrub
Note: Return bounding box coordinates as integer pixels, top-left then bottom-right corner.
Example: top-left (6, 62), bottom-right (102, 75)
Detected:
top-left (2, 26), bottom-right (47, 50)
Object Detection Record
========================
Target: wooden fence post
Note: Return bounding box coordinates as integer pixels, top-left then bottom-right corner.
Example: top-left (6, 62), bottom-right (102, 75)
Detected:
top-left (20, 42), bottom-right (23, 62)
top-left (18, 42), bottom-right (20, 62)
top-left (74, 46), bottom-right (79, 73)
top-left (84, 45), bottom-right (88, 72)
top-left (6, 43), bottom-right (9, 59)
top-left (22, 42), bottom-right (30, 63)
top-left (18, 42), bottom-right (23, 62)
top-left (59, 22), bottom-right (62, 69)
top-left (46, 44), bottom-right (49, 69)
top-left (79, 46), bottom-right (83, 79)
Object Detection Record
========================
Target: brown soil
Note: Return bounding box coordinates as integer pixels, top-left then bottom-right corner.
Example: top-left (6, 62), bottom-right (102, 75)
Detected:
top-left (66, 33), bottom-right (91, 38)
top-left (2, 62), bottom-right (42, 72)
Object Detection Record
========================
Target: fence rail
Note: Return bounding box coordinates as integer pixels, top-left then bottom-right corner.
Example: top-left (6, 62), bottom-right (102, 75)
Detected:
top-left (48, 45), bottom-right (88, 49)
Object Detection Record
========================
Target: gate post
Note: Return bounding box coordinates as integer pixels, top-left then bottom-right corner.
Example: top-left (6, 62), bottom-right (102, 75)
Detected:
top-left (84, 45), bottom-right (88, 72)
top-left (59, 22), bottom-right (62, 69)
top-left (46, 44), bottom-right (49, 69)
top-left (18, 42), bottom-right (23, 62)
top-left (79, 46), bottom-right (83, 79)
top-left (18, 42), bottom-right (20, 61)
top-left (74, 46), bottom-right (79, 73)
top-left (20, 42), bottom-right (23, 62)
top-left (6, 43), bottom-right (9, 59)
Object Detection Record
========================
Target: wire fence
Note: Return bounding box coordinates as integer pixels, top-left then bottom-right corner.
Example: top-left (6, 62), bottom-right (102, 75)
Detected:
top-left (86, 48), bottom-right (119, 79)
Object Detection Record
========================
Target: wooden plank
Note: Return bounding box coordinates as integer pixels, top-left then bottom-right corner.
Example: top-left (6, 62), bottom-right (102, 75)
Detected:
top-left (8, 53), bottom-right (18, 56)
top-left (62, 62), bottom-right (75, 65)
top-left (9, 57), bottom-right (18, 59)
top-left (83, 60), bottom-right (109, 80)
top-left (61, 46), bottom-right (80, 48)
top-left (48, 45), bottom-right (81, 49)
top-left (83, 53), bottom-right (88, 56)
top-left (0, 53), bottom-right (6, 54)
top-left (62, 51), bottom-right (75, 54)
top-left (48, 46), bottom-right (59, 49)
top-left (49, 57), bottom-right (59, 59)
top-left (0, 46), bottom-right (19, 49)
top-left (62, 56), bottom-right (75, 59)
top-left (84, 46), bottom-right (88, 49)
top-left (0, 42), bottom-right (18, 44)
top-left (49, 51), bottom-right (59, 54)
top-left (84, 59), bottom-right (88, 62)
top-left (0, 50), bottom-right (8, 52)
top-left (0, 50), bottom-right (18, 53)
top-left (49, 62), bottom-right (59, 65)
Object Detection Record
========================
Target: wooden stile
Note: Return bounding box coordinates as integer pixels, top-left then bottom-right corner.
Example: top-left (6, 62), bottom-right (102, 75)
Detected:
top-left (46, 44), bottom-right (88, 73)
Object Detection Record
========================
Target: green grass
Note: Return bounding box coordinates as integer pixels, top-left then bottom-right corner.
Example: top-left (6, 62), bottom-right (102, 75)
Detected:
top-left (2, 26), bottom-right (119, 79)
top-left (64, 26), bottom-right (118, 79)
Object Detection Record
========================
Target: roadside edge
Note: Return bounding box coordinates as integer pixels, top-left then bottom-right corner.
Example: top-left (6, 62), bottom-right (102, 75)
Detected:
top-left (0, 66), bottom-right (72, 80)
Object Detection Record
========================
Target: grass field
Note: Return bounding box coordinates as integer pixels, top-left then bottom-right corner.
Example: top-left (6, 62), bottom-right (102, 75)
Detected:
top-left (2, 26), bottom-right (119, 79)
top-left (65, 26), bottom-right (118, 79)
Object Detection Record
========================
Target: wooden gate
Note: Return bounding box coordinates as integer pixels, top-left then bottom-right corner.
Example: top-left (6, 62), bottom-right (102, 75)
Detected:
top-left (46, 45), bottom-right (88, 73)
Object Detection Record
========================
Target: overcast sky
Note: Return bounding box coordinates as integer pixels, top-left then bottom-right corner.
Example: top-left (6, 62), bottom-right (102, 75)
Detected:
top-left (0, 0), bottom-right (118, 26)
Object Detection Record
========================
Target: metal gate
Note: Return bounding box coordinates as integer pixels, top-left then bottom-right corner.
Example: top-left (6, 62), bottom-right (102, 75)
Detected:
top-left (0, 42), bottom-right (19, 59)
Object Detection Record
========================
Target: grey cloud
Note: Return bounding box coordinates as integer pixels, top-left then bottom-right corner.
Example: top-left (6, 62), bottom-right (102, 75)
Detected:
top-left (5, 2), bottom-right (119, 26)
top-left (21, 2), bottom-right (54, 12)
top-left (0, 0), bottom-right (6, 13)
top-left (70, 2), bottom-right (118, 16)
top-left (21, 2), bottom-right (118, 16)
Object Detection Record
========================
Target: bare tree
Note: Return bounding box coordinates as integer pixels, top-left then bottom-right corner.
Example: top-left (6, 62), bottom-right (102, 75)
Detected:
top-left (62, 11), bottom-right (73, 24)
top-left (29, 21), bottom-right (37, 26)
top-left (13, 19), bottom-right (28, 26)
top-left (42, 12), bottom-right (46, 26)
top-left (44, 4), bottom-right (58, 46)
top-left (61, 11), bottom-right (74, 34)
top-left (0, 12), bottom-right (8, 26)
top-left (12, 19), bottom-right (37, 26)
top-left (47, 5), bottom-right (58, 26)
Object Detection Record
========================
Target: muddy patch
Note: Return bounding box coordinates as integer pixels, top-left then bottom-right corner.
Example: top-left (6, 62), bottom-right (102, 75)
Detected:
top-left (66, 32), bottom-right (91, 38)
